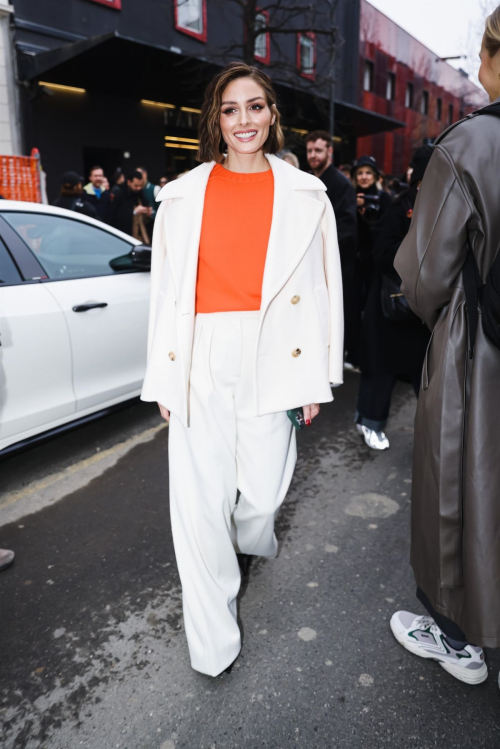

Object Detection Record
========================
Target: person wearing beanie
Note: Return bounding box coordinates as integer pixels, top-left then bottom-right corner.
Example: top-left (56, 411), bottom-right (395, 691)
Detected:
top-left (53, 172), bottom-right (99, 219)
top-left (354, 145), bottom-right (433, 451)
top-left (348, 154), bottom-right (392, 368)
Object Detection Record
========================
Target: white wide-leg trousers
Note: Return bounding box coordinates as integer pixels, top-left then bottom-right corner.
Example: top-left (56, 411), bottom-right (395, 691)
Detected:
top-left (168, 311), bottom-right (297, 676)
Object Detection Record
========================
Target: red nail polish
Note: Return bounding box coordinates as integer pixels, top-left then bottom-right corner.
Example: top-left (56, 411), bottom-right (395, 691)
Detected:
top-left (306, 419), bottom-right (311, 426)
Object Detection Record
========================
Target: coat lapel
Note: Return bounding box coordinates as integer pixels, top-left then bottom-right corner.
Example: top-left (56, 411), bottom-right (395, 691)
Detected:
top-left (260, 155), bottom-right (326, 314)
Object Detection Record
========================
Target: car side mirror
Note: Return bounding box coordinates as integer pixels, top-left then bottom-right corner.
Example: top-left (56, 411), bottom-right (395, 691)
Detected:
top-left (131, 244), bottom-right (152, 271)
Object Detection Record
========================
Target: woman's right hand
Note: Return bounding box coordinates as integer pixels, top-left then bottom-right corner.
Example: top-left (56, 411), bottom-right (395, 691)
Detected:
top-left (158, 403), bottom-right (170, 423)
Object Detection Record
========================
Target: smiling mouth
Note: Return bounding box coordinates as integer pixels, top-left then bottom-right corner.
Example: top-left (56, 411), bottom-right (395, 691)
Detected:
top-left (234, 131), bottom-right (257, 140)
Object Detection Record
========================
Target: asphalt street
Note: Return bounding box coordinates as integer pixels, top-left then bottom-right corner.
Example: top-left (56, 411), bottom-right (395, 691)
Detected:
top-left (1, 373), bottom-right (499, 749)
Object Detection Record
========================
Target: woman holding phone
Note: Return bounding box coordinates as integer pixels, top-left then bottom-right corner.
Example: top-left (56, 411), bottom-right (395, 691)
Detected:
top-left (141, 62), bottom-right (343, 677)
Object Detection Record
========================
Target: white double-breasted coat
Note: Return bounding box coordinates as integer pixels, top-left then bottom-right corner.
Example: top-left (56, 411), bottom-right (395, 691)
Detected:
top-left (140, 153), bottom-right (344, 425)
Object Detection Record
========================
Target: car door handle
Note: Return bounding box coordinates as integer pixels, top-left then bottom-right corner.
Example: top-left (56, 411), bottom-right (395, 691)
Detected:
top-left (72, 302), bottom-right (108, 313)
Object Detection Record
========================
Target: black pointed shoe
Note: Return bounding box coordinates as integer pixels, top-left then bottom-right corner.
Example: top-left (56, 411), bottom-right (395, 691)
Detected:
top-left (224, 650), bottom-right (242, 674)
top-left (237, 553), bottom-right (253, 578)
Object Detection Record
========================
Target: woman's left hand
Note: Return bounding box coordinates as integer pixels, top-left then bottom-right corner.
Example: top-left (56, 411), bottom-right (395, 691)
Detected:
top-left (302, 403), bottom-right (320, 426)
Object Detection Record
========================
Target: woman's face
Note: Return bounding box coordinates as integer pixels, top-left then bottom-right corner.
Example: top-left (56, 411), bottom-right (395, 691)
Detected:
top-left (219, 77), bottom-right (275, 157)
top-left (356, 167), bottom-right (376, 190)
top-left (479, 36), bottom-right (500, 102)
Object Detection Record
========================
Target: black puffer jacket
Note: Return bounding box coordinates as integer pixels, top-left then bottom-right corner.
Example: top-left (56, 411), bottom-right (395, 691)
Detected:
top-left (53, 194), bottom-right (99, 220)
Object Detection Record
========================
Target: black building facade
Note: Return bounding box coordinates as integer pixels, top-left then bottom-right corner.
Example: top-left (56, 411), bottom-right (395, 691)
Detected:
top-left (11, 0), bottom-right (403, 200)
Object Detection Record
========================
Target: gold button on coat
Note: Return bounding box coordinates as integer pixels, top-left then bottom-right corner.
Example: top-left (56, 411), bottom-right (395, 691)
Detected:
top-left (168, 352), bottom-right (176, 361)
top-left (292, 348), bottom-right (301, 357)
top-left (291, 295), bottom-right (300, 305)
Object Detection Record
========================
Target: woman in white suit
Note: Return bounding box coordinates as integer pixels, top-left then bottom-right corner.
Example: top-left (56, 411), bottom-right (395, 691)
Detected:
top-left (141, 62), bottom-right (343, 677)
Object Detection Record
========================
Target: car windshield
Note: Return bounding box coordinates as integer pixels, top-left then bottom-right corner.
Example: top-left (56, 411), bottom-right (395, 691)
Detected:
top-left (2, 212), bottom-right (135, 279)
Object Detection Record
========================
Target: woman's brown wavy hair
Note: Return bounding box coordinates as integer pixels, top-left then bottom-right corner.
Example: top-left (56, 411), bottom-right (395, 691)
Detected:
top-left (197, 62), bottom-right (284, 163)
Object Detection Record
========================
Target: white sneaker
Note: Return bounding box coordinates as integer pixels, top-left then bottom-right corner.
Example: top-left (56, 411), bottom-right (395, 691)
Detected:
top-left (356, 423), bottom-right (390, 450)
top-left (344, 361), bottom-right (361, 373)
top-left (390, 611), bottom-right (488, 685)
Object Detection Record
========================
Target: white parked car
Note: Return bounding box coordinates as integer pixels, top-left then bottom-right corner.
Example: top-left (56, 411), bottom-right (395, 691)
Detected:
top-left (0, 201), bottom-right (152, 455)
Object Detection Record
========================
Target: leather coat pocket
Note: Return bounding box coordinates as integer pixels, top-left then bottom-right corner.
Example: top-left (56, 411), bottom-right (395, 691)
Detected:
top-left (421, 327), bottom-right (435, 390)
top-left (438, 301), bottom-right (468, 588)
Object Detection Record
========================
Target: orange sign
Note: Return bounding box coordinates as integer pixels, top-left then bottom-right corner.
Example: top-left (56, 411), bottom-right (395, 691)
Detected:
top-left (0, 150), bottom-right (42, 203)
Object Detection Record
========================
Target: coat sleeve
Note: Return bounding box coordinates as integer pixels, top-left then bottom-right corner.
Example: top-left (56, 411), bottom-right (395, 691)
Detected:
top-left (330, 179), bottom-right (358, 271)
top-left (371, 202), bottom-right (407, 273)
top-left (320, 193), bottom-right (344, 386)
top-left (394, 146), bottom-right (473, 330)
top-left (146, 199), bottom-right (169, 361)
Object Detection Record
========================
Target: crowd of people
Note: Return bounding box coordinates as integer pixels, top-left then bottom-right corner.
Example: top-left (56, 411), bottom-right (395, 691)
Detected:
top-left (52, 165), bottom-right (171, 243)
top-left (297, 131), bottom-right (433, 451)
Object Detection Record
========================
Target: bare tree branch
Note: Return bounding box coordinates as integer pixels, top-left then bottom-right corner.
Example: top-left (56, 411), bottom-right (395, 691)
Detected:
top-left (206, 0), bottom-right (344, 136)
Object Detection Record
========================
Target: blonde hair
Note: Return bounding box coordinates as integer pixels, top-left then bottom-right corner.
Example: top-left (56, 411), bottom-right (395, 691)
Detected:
top-left (484, 6), bottom-right (500, 56)
top-left (198, 62), bottom-right (284, 163)
top-left (282, 151), bottom-right (300, 168)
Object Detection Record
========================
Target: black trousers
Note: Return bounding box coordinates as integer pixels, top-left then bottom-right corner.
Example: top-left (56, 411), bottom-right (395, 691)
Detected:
top-left (344, 260), bottom-right (372, 366)
top-left (417, 588), bottom-right (469, 644)
top-left (356, 372), bottom-right (421, 431)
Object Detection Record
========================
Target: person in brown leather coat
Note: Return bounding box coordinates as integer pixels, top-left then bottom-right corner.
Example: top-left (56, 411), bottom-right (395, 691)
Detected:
top-left (389, 6), bottom-right (500, 687)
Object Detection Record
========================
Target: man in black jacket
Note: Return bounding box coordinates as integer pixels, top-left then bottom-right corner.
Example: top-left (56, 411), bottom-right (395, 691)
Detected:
top-left (53, 171), bottom-right (98, 219)
top-left (108, 170), bottom-right (152, 242)
top-left (83, 165), bottom-right (111, 222)
top-left (306, 131), bottom-right (358, 364)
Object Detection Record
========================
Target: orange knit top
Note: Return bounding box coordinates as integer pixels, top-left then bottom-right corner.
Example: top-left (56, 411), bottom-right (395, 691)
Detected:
top-left (195, 163), bottom-right (274, 313)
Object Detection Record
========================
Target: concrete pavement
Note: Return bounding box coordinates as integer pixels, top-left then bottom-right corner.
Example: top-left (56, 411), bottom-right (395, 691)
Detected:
top-left (1, 375), bottom-right (499, 748)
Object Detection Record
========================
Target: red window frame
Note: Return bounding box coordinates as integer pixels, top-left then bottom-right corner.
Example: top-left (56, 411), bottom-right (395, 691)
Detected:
top-left (297, 32), bottom-right (316, 81)
top-left (174, 0), bottom-right (207, 43)
top-left (254, 9), bottom-right (270, 65)
top-left (87, 0), bottom-right (122, 9)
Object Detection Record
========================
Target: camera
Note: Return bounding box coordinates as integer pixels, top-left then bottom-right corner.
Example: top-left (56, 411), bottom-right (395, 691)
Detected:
top-left (360, 193), bottom-right (380, 208)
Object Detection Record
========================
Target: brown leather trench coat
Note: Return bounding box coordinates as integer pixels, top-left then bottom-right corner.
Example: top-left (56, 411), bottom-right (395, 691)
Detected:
top-left (395, 98), bottom-right (500, 648)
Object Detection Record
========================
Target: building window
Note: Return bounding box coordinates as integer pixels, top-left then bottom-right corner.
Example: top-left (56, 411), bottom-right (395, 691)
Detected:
top-left (297, 33), bottom-right (316, 80)
top-left (87, 0), bottom-right (122, 7)
top-left (436, 97), bottom-right (442, 120)
top-left (420, 90), bottom-right (429, 116)
top-left (174, 0), bottom-right (207, 42)
top-left (364, 60), bottom-right (374, 92)
top-left (405, 82), bottom-right (414, 109)
top-left (448, 103), bottom-right (454, 124)
top-left (386, 72), bottom-right (396, 100)
top-left (254, 10), bottom-right (270, 64)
